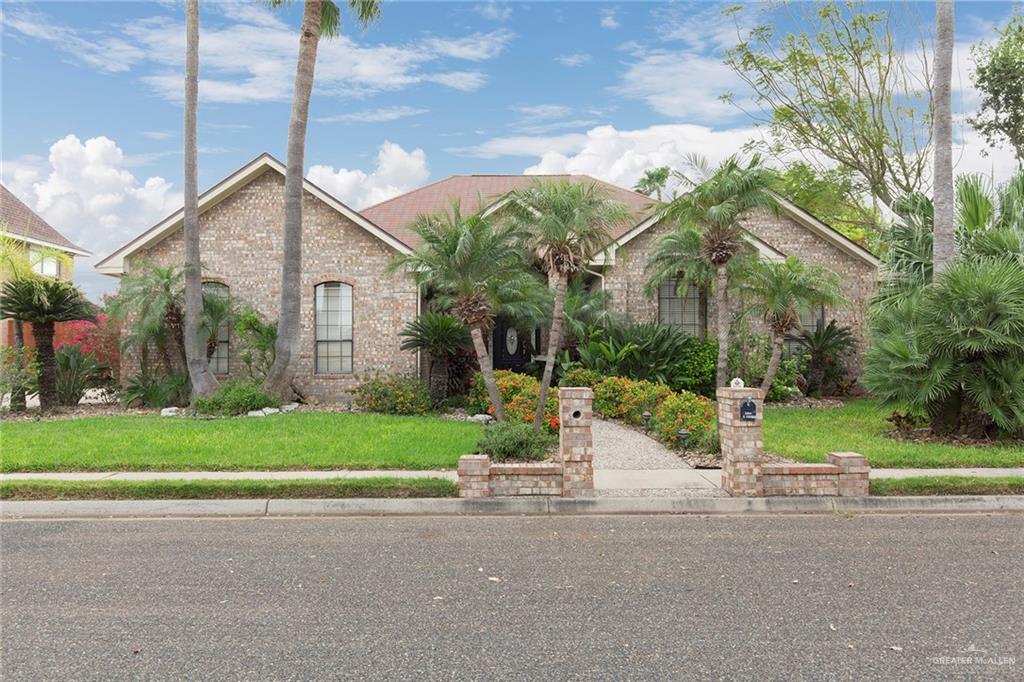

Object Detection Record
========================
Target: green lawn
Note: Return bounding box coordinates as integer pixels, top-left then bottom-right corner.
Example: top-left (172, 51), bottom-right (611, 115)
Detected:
top-left (870, 476), bottom-right (1024, 496)
top-left (765, 399), bottom-right (1024, 469)
top-left (0, 477), bottom-right (458, 500)
top-left (0, 412), bottom-right (481, 472)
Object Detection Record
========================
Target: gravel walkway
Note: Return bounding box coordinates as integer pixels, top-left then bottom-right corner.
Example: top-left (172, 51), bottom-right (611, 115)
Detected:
top-left (591, 419), bottom-right (692, 470)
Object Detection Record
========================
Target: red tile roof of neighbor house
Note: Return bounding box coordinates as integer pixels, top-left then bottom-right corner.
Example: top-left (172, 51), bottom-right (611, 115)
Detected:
top-left (0, 184), bottom-right (89, 254)
top-left (360, 174), bottom-right (655, 248)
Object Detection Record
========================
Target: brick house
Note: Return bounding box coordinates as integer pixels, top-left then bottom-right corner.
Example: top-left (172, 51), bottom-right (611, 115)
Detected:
top-left (1, 184), bottom-right (91, 349)
top-left (97, 153), bottom-right (878, 402)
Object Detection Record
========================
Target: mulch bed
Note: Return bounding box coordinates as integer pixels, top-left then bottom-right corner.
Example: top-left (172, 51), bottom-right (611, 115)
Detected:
top-left (772, 396), bottom-right (845, 409)
top-left (1, 404), bottom-right (157, 422)
top-left (884, 428), bottom-right (1023, 449)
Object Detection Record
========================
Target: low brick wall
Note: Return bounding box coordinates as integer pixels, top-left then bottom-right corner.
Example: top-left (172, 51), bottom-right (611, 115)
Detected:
top-left (761, 453), bottom-right (870, 497)
top-left (458, 387), bottom-right (594, 498)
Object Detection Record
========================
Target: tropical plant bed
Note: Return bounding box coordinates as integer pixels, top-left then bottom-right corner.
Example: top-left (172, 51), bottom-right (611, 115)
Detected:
top-left (0, 477), bottom-right (458, 501)
top-left (0, 412), bottom-right (481, 473)
top-left (869, 476), bottom-right (1024, 496)
top-left (765, 399), bottom-right (1024, 469)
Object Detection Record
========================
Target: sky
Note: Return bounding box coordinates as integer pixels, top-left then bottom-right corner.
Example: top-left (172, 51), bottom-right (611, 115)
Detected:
top-left (1, 0), bottom-right (1020, 300)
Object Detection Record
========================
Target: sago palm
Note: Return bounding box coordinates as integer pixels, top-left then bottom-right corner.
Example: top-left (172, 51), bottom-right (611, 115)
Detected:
top-left (651, 154), bottom-right (778, 387)
top-left (503, 180), bottom-right (629, 429)
top-left (264, 0), bottom-right (382, 399)
top-left (1, 276), bottom-right (95, 410)
top-left (389, 202), bottom-right (539, 421)
top-left (399, 313), bottom-right (471, 403)
top-left (740, 256), bottom-right (845, 392)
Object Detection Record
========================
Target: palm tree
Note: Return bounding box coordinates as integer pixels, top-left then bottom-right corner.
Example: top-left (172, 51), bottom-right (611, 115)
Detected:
top-left (648, 155), bottom-right (779, 387)
top-left (932, 0), bottom-right (956, 275)
top-left (563, 276), bottom-right (619, 348)
top-left (740, 256), bottom-right (845, 392)
top-left (399, 313), bottom-right (471, 403)
top-left (182, 0), bottom-right (218, 399)
top-left (0, 276), bottom-right (94, 410)
top-left (634, 166), bottom-right (671, 200)
top-left (389, 203), bottom-right (538, 422)
top-left (263, 0), bottom-right (382, 400)
top-left (504, 180), bottom-right (629, 430)
top-left (108, 264), bottom-right (186, 375)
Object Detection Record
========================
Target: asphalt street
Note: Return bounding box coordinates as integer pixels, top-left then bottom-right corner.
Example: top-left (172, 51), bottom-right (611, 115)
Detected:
top-left (2, 514), bottom-right (1022, 680)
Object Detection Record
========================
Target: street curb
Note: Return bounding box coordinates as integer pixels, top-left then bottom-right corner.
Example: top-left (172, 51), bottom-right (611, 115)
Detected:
top-left (3, 495), bottom-right (1024, 519)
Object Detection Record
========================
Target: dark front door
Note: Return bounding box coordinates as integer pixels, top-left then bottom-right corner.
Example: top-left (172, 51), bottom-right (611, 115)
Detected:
top-left (491, 317), bottom-right (538, 372)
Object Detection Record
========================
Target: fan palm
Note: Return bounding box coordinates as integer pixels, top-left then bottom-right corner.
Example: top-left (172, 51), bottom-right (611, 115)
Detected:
top-left (389, 202), bottom-right (539, 421)
top-left (503, 180), bottom-right (629, 429)
top-left (650, 154), bottom-right (778, 387)
top-left (1, 276), bottom-right (95, 410)
top-left (740, 256), bottom-right (845, 392)
top-left (263, 0), bottom-right (382, 400)
top-left (399, 313), bottom-right (471, 403)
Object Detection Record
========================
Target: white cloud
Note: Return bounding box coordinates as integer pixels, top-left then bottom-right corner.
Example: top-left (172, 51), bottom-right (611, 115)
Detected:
top-left (557, 52), bottom-right (593, 67)
top-left (600, 9), bottom-right (620, 30)
top-left (473, 2), bottom-right (513, 22)
top-left (447, 133), bottom-right (589, 159)
top-left (141, 130), bottom-right (175, 140)
top-left (307, 141), bottom-right (429, 209)
top-left (1, 135), bottom-right (183, 299)
top-left (315, 106), bottom-right (429, 124)
top-left (4, 6), bottom-right (512, 104)
top-left (612, 50), bottom-right (748, 121)
top-left (511, 104), bottom-right (572, 121)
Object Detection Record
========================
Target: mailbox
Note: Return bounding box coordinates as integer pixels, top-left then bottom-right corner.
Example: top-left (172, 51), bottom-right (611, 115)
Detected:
top-left (739, 398), bottom-right (757, 421)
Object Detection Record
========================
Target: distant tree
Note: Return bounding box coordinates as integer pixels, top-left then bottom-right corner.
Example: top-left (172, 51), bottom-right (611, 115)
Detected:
top-left (724, 1), bottom-right (931, 211)
top-left (969, 14), bottom-right (1024, 164)
top-left (634, 166), bottom-right (671, 200)
top-left (772, 163), bottom-right (882, 249)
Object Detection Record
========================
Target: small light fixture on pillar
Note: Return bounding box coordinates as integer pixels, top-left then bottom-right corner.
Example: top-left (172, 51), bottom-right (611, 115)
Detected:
top-left (642, 411), bottom-right (652, 431)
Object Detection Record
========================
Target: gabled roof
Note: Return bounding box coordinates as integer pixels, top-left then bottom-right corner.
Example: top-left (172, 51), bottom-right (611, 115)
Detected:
top-left (95, 153), bottom-right (411, 276)
top-left (0, 184), bottom-right (90, 256)
top-left (361, 174), bottom-right (653, 248)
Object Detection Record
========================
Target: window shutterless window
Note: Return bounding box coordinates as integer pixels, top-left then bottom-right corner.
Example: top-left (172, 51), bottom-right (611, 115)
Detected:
top-left (784, 304), bottom-right (825, 357)
top-left (658, 280), bottom-right (702, 337)
top-left (315, 282), bottom-right (353, 374)
top-left (203, 282), bottom-right (230, 374)
top-left (30, 250), bottom-right (61, 278)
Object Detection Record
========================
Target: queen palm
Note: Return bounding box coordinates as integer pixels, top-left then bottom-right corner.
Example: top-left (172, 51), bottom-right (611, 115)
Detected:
top-left (647, 155), bottom-right (778, 387)
top-left (0, 276), bottom-right (95, 411)
top-left (504, 180), bottom-right (629, 430)
top-left (263, 0), bottom-right (382, 399)
top-left (389, 203), bottom-right (538, 422)
top-left (740, 256), bottom-right (845, 392)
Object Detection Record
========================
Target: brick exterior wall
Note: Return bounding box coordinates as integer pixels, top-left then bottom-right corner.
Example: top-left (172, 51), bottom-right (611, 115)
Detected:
top-left (122, 168), bottom-right (419, 403)
top-left (603, 209), bottom-right (878, 374)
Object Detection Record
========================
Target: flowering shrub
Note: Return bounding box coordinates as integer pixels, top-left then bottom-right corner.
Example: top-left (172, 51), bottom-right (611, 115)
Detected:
top-left (560, 367), bottom-right (603, 389)
top-left (593, 376), bottom-right (673, 425)
top-left (54, 313), bottom-right (120, 381)
top-left (504, 390), bottom-right (560, 433)
top-left (467, 370), bottom-right (538, 414)
top-left (354, 374), bottom-right (431, 415)
top-left (651, 390), bottom-right (716, 448)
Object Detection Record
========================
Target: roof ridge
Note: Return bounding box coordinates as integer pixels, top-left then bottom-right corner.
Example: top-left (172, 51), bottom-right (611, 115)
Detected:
top-left (359, 174), bottom-right (460, 212)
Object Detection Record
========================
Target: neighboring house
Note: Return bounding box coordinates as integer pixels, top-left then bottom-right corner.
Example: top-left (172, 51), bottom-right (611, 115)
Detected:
top-left (1, 183), bottom-right (91, 348)
top-left (97, 153), bottom-right (879, 403)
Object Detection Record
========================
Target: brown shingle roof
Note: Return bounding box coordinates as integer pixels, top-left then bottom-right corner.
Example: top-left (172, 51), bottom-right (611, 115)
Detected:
top-left (0, 184), bottom-right (88, 254)
top-left (360, 174), bottom-right (654, 248)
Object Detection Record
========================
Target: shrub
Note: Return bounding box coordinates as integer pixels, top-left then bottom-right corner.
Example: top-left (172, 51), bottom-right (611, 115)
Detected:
top-left (560, 367), bottom-right (604, 389)
top-left (54, 344), bottom-right (102, 407)
top-left (353, 374), bottom-right (431, 415)
top-left (477, 422), bottom-right (553, 462)
top-left (54, 313), bottom-right (120, 381)
top-left (0, 345), bottom-right (38, 409)
top-left (593, 376), bottom-right (673, 425)
top-left (505, 389), bottom-right (560, 433)
top-left (121, 372), bottom-right (190, 408)
top-left (194, 379), bottom-right (280, 416)
top-left (728, 332), bottom-right (806, 402)
top-left (467, 370), bottom-right (538, 414)
top-left (798, 320), bottom-right (855, 396)
top-left (234, 308), bottom-right (276, 380)
top-left (651, 390), bottom-right (716, 449)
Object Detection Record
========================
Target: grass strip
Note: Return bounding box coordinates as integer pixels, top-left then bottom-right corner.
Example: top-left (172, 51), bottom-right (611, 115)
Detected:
top-left (870, 476), bottom-right (1024, 496)
top-left (0, 477), bottom-right (458, 501)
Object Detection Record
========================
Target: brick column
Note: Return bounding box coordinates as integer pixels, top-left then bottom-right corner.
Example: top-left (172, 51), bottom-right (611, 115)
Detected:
top-left (716, 386), bottom-right (765, 497)
top-left (828, 452), bottom-right (870, 497)
top-left (559, 387), bottom-right (594, 497)
top-left (457, 454), bottom-right (490, 498)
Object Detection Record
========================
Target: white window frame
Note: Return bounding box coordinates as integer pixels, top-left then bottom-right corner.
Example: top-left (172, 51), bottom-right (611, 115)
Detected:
top-left (314, 282), bottom-right (353, 374)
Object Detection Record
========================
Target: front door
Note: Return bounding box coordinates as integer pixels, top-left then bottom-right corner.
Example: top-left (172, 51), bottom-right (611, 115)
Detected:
top-left (491, 317), bottom-right (538, 371)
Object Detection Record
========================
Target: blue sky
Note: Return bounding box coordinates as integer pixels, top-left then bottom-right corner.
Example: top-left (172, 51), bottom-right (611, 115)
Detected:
top-left (1, 1), bottom-right (1019, 299)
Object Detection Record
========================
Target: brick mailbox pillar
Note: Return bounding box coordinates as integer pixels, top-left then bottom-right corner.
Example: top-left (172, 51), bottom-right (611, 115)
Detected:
top-left (559, 387), bottom-right (595, 497)
top-left (716, 386), bottom-right (766, 497)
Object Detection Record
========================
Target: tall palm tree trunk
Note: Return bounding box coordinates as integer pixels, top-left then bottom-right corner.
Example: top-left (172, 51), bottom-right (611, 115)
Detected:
top-left (534, 272), bottom-right (566, 430)
top-left (182, 0), bottom-right (219, 400)
top-left (760, 333), bottom-right (784, 393)
top-left (469, 325), bottom-right (505, 422)
top-left (714, 263), bottom-right (730, 387)
top-left (32, 321), bottom-right (57, 411)
top-left (932, 0), bottom-right (955, 275)
top-left (10, 320), bottom-right (27, 411)
top-left (264, 0), bottom-right (322, 400)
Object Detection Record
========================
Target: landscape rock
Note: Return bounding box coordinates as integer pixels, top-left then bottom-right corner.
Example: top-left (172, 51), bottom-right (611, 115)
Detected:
top-left (160, 407), bottom-right (180, 417)
top-left (247, 410), bottom-right (266, 417)
top-left (469, 414), bottom-right (495, 425)
top-left (281, 403), bottom-right (299, 413)
top-left (262, 407), bottom-right (281, 416)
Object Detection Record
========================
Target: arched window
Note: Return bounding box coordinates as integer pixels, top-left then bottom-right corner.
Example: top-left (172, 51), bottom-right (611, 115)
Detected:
top-left (202, 282), bottom-right (230, 375)
top-left (315, 282), bottom-right (353, 374)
